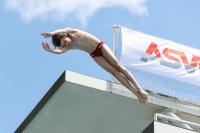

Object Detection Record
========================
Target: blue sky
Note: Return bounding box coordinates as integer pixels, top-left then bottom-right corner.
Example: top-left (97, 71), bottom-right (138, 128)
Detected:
top-left (1, 0), bottom-right (200, 132)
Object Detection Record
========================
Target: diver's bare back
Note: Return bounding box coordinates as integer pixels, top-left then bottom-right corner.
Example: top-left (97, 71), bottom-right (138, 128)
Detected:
top-left (68, 29), bottom-right (101, 54)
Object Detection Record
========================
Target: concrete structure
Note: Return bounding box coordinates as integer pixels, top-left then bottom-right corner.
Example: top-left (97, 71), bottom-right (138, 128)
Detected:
top-left (15, 70), bottom-right (200, 133)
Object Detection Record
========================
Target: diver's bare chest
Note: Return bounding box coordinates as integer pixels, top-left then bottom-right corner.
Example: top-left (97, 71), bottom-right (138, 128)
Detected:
top-left (70, 41), bottom-right (88, 49)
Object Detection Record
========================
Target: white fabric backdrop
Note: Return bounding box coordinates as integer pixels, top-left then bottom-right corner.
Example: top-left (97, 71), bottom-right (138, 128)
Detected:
top-left (120, 27), bottom-right (200, 86)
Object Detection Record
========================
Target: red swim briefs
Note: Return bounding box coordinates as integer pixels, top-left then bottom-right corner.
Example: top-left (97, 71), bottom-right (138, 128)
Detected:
top-left (90, 41), bottom-right (104, 58)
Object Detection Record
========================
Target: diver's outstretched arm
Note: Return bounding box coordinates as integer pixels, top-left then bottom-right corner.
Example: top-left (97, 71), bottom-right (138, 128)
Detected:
top-left (42, 42), bottom-right (68, 54)
top-left (41, 28), bottom-right (71, 38)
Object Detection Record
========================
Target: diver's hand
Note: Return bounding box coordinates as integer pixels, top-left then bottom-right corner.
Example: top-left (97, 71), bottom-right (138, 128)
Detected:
top-left (41, 32), bottom-right (53, 38)
top-left (42, 42), bottom-right (50, 51)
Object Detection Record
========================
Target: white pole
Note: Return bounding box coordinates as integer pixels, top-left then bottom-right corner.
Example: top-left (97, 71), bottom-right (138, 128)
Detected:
top-left (110, 25), bottom-right (117, 92)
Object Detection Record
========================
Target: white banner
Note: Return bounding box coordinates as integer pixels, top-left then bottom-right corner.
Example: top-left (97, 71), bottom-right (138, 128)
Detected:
top-left (120, 27), bottom-right (200, 86)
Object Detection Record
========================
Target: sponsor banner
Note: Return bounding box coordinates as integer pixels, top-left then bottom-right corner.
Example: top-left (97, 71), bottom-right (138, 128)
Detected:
top-left (120, 27), bottom-right (200, 86)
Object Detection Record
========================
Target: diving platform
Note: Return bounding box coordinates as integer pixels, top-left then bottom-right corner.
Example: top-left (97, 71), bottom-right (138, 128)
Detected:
top-left (15, 70), bottom-right (200, 133)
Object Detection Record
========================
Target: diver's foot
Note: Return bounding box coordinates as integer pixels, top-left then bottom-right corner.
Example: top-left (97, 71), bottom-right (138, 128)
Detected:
top-left (136, 92), bottom-right (146, 104)
top-left (137, 89), bottom-right (148, 103)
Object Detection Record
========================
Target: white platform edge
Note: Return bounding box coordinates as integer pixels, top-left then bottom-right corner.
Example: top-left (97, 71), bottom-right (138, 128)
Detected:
top-left (64, 70), bottom-right (200, 117)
